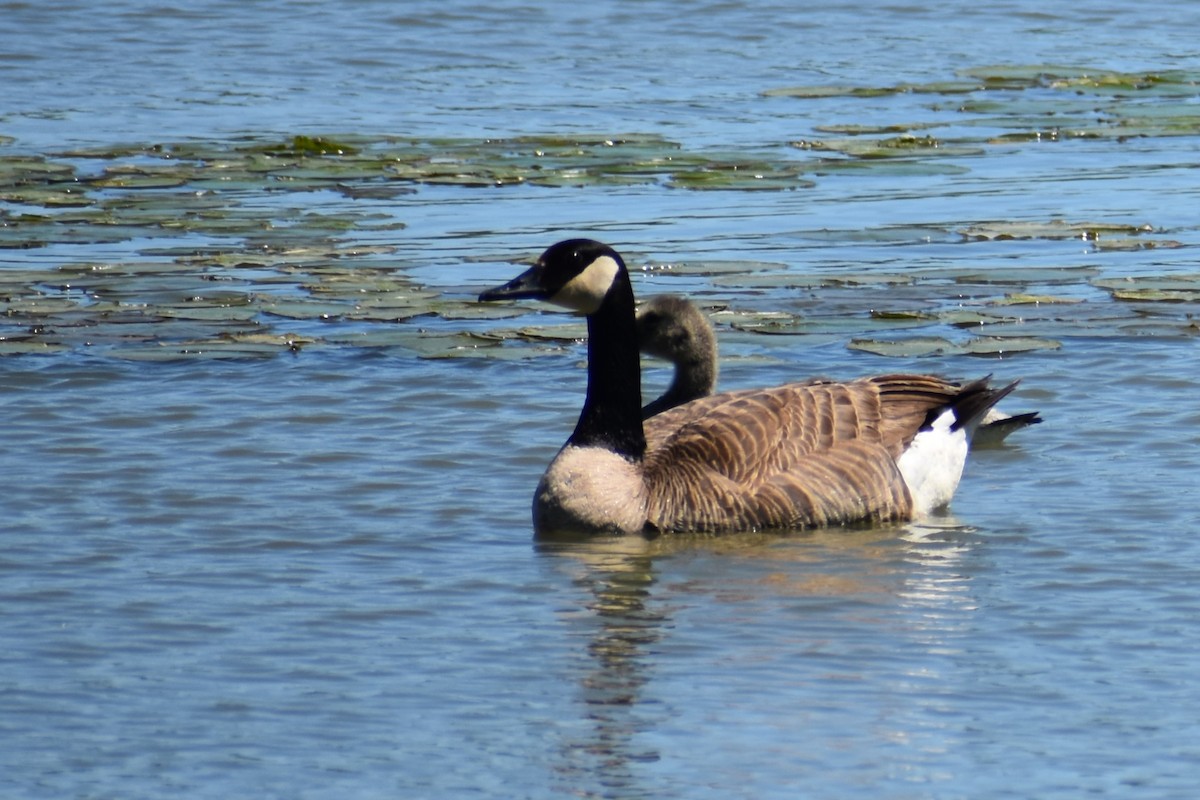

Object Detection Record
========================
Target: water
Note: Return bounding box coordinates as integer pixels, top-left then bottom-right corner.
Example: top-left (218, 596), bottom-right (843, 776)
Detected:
top-left (3, 1), bottom-right (1200, 798)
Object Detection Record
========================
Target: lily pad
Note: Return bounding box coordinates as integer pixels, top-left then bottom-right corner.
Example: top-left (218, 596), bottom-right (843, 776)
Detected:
top-left (89, 171), bottom-right (190, 190)
top-left (804, 158), bottom-right (971, 177)
top-left (868, 309), bottom-right (937, 322)
top-left (0, 155), bottom-right (77, 184)
top-left (812, 123), bottom-right (935, 136)
top-left (712, 271), bottom-right (916, 290)
top-left (763, 85), bottom-right (902, 99)
top-left (1092, 237), bottom-right (1184, 252)
top-left (847, 336), bottom-right (958, 358)
top-left (938, 309), bottom-right (1023, 328)
top-left (325, 329), bottom-right (522, 358)
top-left (1093, 275), bottom-right (1200, 300)
top-left (636, 259), bottom-right (785, 278)
top-left (156, 305), bottom-right (261, 322)
top-left (711, 308), bottom-right (798, 331)
top-left (514, 324), bottom-right (588, 342)
top-left (960, 336), bottom-right (1063, 356)
top-left (0, 297), bottom-right (87, 315)
top-left (956, 64), bottom-right (1097, 84)
top-left (0, 339), bottom-right (70, 355)
top-left (959, 220), bottom-right (1155, 241)
top-left (434, 303), bottom-right (528, 321)
top-left (666, 165), bottom-right (814, 191)
top-left (793, 135), bottom-right (982, 160)
top-left (259, 299), bottom-right (350, 320)
top-left (0, 186), bottom-right (95, 207)
top-left (847, 335), bottom-right (1061, 358)
top-left (940, 265), bottom-right (1102, 286)
top-left (108, 342), bottom-right (280, 361)
top-left (991, 293), bottom-right (1085, 306)
top-left (1108, 288), bottom-right (1200, 302)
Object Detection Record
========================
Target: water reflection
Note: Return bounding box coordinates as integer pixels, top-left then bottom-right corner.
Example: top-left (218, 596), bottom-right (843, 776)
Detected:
top-left (535, 536), bottom-right (662, 796)
top-left (538, 520), bottom-right (983, 797)
top-left (897, 516), bottom-right (979, 620)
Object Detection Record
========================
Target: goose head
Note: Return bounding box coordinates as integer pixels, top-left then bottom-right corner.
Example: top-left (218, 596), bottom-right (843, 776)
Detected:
top-left (481, 239), bottom-right (646, 460)
top-left (479, 239), bottom-right (627, 316)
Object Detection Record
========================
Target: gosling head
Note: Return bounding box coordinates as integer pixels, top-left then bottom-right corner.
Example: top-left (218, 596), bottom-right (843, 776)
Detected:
top-left (636, 295), bottom-right (705, 363)
top-left (479, 239), bottom-right (626, 315)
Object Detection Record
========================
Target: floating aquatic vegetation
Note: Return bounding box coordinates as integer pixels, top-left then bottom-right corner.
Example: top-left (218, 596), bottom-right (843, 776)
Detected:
top-left (710, 308), bottom-right (798, 332)
top-left (789, 134), bottom-right (982, 177)
top-left (869, 309), bottom-right (937, 322)
top-left (991, 293), bottom-right (1085, 306)
top-left (767, 66), bottom-right (1200, 102)
top-left (2, 83), bottom-right (1197, 361)
top-left (0, 155), bottom-right (78, 184)
top-left (762, 81), bottom-right (985, 99)
top-left (0, 132), bottom-right (819, 262)
top-left (812, 123), bottom-right (936, 136)
top-left (806, 159), bottom-right (972, 177)
top-left (710, 269), bottom-right (919, 290)
top-left (847, 335), bottom-right (1062, 358)
top-left (1107, 288), bottom-right (1198, 302)
top-left (665, 160), bottom-right (815, 190)
top-left (938, 265), bottom-right (1103, 286)
top-left (1091, 237), bottom-right (1184, 252)
top-left (1093, 275), bottom-right (1200, 302)
top-left (958, 220), bottom-right (1156, 241)
top-left (275, 135), bottom-right (362, 157)
top-left (636, 259), bottom-right (785, 278)
top-left (515, 323), bottom-right (588, 342)
top-left (0, 339), bottom-right (70, 355)
top-left (108, 339), bottom-right (299, 362)
top-left (0, 133), bottom-right (809, 200)
top-left (793, 134), bottom-right (980, 160)
top-left (769, 65), bottom-right (1200, 147)
top-left (959, 65), bottom-right (1200, 96)
top-left (322, 328), bottom-right (556, 360)
top-left (258, 298), bottom-right (349, 321)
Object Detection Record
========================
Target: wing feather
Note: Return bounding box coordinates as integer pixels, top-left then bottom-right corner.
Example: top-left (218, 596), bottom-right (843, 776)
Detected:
top-left (641, 374), bottom-right (988, 532)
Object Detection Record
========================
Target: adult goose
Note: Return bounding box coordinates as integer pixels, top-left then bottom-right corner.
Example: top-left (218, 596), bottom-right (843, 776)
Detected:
top-left (636, 293), bottom-right (1041, 445)
top-left (480, 239), bottom-right (1021, 536)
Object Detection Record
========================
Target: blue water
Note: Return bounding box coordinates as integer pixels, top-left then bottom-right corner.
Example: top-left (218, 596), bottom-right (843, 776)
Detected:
top-left (3, 2), bottom-right (1200, 798)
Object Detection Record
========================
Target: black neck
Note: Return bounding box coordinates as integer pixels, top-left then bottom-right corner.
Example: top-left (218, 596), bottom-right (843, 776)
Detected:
top-left (566, 271), bottom-right (646, 459)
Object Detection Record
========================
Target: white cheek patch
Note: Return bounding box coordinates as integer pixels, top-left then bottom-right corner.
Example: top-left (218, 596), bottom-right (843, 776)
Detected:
top-left (549, 255), bottom-right (620, 314)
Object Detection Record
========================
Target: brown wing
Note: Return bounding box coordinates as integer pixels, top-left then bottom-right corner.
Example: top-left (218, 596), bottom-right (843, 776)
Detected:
top-left (641, 374), bottom-right (987, 533)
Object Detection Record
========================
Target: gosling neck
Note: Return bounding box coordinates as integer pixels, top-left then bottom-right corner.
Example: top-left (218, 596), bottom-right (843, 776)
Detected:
top-left (671, 339), bottom-right (716, 401)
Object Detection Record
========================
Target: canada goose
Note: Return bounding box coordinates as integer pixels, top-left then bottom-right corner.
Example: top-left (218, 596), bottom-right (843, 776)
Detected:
top-left (480, 239), bottom-right (1022, 536)
top-left (636, 293), bottom-right (1041, 444)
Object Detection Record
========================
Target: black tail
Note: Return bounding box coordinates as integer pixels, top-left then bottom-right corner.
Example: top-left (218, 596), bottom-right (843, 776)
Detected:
top-left (943, 376), bottom-right (1020, 433)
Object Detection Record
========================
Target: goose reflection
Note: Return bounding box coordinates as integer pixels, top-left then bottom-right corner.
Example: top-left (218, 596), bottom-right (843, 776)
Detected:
top-left (536, 535), bottom-right (664, 795)
top-left (537, 522), bottom-right (983, 796)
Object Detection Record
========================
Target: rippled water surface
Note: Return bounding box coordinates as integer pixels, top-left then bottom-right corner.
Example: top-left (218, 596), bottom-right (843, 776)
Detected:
top-left (3, 1), bottom-right (1200, 798)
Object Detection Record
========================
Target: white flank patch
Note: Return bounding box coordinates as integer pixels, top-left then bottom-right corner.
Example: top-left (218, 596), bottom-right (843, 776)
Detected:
top-left (549, 255), bottom-right (620, 315)
top-left (896, 408), bottom-right (970, 516)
